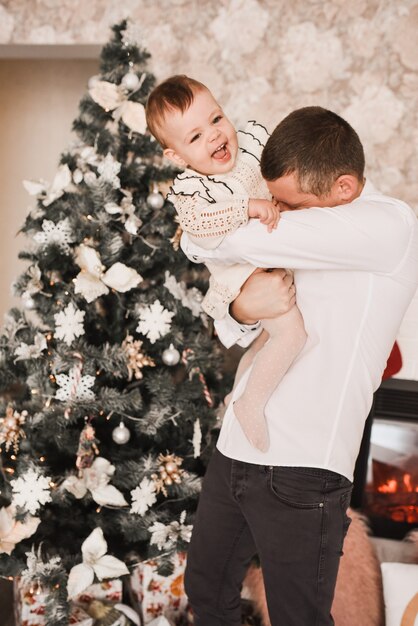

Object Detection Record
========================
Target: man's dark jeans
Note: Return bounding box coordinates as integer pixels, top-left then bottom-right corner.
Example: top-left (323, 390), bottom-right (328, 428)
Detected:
top-left (184, 449), bottom-right (353, 626)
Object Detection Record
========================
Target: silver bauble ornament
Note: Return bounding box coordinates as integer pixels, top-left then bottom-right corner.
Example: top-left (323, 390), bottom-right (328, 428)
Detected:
top-left (162, 344), bottom-right (181, 366)
top-left (22, 293), bottom-right (35, 310)
top-left (112, 421), bottom-right (131, 445)
top-left (121, 72), bottom-right (140, 91)
top-left (146, 191), bottom-right (164, 210)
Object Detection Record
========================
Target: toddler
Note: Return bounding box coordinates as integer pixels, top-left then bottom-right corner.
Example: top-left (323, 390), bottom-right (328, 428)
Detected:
top-left (146, 75), bottom-right (306, 452)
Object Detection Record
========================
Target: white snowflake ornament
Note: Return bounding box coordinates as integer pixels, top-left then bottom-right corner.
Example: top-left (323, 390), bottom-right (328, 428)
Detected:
top-left (54, 303), bottom-right (85, 346)
top-left (136, 300), bottom-right (174, 344)
top-left (130, 477), bottom-right (157, 516)
top-left (55, 365), bottom-right (95, 401)
top-left (11, 468), bottom-right (52, 515)
top-left (33, 218), bottom-right (73, 254)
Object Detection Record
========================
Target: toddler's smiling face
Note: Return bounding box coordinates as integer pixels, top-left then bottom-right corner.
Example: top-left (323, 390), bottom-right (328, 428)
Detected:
top-left (162, 88), bottom-right (238, 176)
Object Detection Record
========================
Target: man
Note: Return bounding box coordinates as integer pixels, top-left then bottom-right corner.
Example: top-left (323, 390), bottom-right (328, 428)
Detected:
top-left (181, 106), bottom-right (418, 625)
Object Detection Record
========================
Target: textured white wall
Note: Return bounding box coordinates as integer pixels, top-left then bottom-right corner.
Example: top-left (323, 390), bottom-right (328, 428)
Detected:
top-left (0, 0), bottom-right (417, 378)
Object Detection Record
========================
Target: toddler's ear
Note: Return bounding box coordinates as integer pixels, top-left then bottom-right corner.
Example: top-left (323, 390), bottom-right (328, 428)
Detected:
top-left (163, 148), bottom-right (187, 168)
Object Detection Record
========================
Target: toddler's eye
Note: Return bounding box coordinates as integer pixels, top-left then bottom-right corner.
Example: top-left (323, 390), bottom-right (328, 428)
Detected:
top-left (213, 115), bottom-right (222, 123)
top-left (190, 133), bottom-right (201, 143)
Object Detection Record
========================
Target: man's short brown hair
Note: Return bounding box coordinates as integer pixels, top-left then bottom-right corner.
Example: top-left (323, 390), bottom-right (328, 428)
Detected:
top-left (145, 75), bottom-right (208, 147)
top-left (260, 106), bottom-right (365, 196)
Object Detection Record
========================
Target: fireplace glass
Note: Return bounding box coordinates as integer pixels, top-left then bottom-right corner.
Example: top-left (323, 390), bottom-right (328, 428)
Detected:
top-left (351, 378), bottom-right (418, 539)
top-left (362, 416), bottom-right (418, 537)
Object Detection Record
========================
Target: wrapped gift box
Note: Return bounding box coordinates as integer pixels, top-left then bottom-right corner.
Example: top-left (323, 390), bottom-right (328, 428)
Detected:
top-left (76, 579), bottom-right (123, 608)
top-left (14, 582), bottom-right (93, 626)
top-left (130, 552), bottom-right (192, 625)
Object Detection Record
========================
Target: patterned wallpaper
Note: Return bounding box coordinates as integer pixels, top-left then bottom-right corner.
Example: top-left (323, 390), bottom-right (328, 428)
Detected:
top-left (1, 0), bottom-right (418, 378)
top-left (1, 0), bottom-right (418, 211)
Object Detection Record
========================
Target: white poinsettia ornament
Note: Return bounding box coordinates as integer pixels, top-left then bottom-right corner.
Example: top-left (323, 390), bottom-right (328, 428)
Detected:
top-left (164, 272), bottom-right (203, 317)
top-left (67, 527), bottom-right (129, 598)
top-left (23, 163), bottom-right (72, 207)
top-left (105, 190), bottom-right (142, 235)
top-left (89, 80), bottom-right (124, 111)
top-left (33, 218), bottom-right (74, 254)
top-left (89, 79), bottom-right (147, 135)
top-left (63, 457), bottom-right (128, 507)
top-left (113, 101), bottom-right (147, 134)
top-left (73, 245), bottom-right (142, 303)
top-left (54, 303), bottom-right (85, 346)
top-left (97, 153), bottom-right (121, 188)
top-left (148, 510), bottom-right (193, 551)
top-left (14, 332), bottom-right (47, 361)
top-left (136, 300), bottom-right (175, 344)
top-left (0, 506), bottom-right (40, 555)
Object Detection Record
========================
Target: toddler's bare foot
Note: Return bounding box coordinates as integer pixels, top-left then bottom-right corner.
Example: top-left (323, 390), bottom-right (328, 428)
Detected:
top-left (234, 396), bottom-right (269, 452)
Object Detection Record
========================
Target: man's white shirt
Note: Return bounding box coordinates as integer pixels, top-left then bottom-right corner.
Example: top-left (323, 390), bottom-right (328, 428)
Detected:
top-left (181, 181), bottom-right (418, 480)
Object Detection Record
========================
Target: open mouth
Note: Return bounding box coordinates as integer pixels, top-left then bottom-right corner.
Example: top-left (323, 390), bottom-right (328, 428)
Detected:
top-left (212, 142), bottom-right (231, 161)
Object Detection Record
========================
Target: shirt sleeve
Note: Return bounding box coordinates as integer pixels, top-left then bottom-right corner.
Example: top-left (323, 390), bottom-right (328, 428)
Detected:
top-left (205, 197), bottom-right (416, 274)
top-left (214, 312), bottom-right (262, 348)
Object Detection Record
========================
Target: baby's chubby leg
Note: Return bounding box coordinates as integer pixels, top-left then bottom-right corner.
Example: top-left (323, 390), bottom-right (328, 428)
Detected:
top-left (234, 306), bottom-right (307, 452)
top-left (224, 330), bottom-right (269, 407)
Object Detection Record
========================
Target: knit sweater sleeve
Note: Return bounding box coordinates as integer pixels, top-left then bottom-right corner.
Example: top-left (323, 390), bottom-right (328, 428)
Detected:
top-left (167, 176), bottom-right (249, 248)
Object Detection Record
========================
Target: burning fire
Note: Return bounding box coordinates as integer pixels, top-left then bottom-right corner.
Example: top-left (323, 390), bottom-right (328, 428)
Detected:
top-left (377, 473), bottom-right (418, 494)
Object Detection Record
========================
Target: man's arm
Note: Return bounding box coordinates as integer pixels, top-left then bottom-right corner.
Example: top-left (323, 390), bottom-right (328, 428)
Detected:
top-left (188, 195), bottom-right (415, 274)
top-left (230, 269), bottom-right (295, 323)
top-left (214, 269), bottom-right (295, 347)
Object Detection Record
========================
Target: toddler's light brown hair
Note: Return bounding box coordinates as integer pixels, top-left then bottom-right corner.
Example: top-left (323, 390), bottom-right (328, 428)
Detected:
top-left (146, 75), bottom-right (208, 148)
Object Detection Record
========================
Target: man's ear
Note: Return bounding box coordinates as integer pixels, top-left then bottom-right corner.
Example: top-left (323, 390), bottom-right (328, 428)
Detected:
top-left (163, 148), bottom-right (187, 169)
top-left (334, 174), bottom-right (361, 203)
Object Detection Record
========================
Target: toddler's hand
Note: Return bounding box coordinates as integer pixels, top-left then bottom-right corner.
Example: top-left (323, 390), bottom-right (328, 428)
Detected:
top-left (248, 199), bottom-right (280, 232)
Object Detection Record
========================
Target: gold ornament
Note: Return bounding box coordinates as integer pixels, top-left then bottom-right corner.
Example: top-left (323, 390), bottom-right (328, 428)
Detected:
top-left (0, 406), bottom-right (27, 454)
top-left (122, 334), bottom-right (155, 380)
top-left (170, 225), bottom-right (183, 251)
top-left (152, 453), bottom-right (184, 496)
top-left (86, 599), bottom-right (125, 626)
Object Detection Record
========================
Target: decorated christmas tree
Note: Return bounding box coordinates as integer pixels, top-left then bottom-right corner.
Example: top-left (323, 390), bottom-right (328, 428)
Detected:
top-left (0, 21), bottom-right (226, 625)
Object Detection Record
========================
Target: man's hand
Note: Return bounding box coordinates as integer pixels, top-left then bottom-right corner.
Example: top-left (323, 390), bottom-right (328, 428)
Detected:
top-left (248, 199), bottom-right (281, 232)
top-left (231, 269), bottom-right (296, 324)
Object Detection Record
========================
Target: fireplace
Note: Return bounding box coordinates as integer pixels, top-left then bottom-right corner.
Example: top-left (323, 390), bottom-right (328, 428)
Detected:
top-left (351, 378), bottom-right (418, 539)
